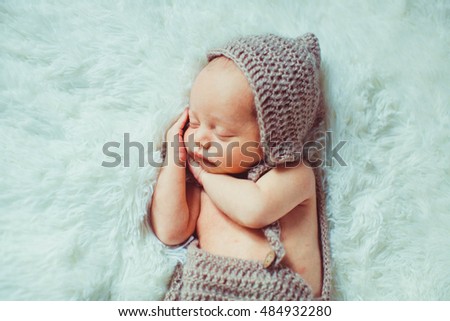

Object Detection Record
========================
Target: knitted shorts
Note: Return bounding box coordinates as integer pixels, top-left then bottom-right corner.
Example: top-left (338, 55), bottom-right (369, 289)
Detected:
top-left (164, 240), bottom-right (320, 301)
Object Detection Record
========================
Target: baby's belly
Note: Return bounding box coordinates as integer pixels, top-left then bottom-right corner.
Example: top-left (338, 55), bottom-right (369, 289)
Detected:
top-left (196, 192), bottom-right (271, 261)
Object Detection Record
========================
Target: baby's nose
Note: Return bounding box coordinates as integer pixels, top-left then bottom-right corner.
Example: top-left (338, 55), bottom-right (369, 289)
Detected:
top-left (194, 128), bottom-right (211, 148)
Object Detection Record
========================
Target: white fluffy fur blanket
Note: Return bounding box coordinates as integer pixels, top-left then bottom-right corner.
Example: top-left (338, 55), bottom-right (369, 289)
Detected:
top-left (1, 0), bottom-right (449, 300)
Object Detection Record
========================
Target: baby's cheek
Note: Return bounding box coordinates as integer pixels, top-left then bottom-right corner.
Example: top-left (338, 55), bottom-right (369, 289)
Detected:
top-left (240, 141), bottom-right (262, 164)
top-left (208, 140), bottom-right (225, 156)
top-left (227, 143), bottom-right (244, 164)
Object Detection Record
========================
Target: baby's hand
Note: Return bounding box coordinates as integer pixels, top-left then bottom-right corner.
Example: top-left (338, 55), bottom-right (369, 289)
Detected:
top-left (166, 108), bottom-right (189, 165)
top-left (187, 158), bottom-right (206, 186)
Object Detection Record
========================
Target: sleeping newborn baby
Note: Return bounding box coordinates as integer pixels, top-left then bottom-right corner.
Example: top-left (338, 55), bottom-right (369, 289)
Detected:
top-left (149, 33), bottom-right (331, 300)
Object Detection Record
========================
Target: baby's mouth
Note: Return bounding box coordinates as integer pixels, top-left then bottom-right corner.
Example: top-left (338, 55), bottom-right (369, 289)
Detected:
top-left (190, 152), bottom-right (218, 168)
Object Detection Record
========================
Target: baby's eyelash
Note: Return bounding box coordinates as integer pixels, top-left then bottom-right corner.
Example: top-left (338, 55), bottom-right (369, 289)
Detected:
top-left (216, 132), bottom-right (234, 139)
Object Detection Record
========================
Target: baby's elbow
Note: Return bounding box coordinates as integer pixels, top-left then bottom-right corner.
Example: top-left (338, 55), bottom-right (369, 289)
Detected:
top-left (149, 212), bottom-right (191, 246)
top-left (241, 203), bottom-right (273, 229)
top-left (149, 205), bottom-right (191, 246)
top-left (152, 226), bottom-right (191, 246)
top-left (159, 234), bottom-right (189, 247)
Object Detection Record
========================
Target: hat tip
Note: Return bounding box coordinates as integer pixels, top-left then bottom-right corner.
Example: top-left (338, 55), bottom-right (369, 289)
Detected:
top-left (297, 33), bottom-right (321, 68)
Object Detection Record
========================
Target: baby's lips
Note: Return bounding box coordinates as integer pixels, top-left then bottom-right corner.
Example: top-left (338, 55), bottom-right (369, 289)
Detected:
top-left (190, 152), bottom-right (218, 168)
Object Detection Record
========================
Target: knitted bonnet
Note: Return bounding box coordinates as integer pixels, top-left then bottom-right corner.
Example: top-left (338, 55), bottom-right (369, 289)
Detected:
top-left (207, 33), bottom-right (323, 181)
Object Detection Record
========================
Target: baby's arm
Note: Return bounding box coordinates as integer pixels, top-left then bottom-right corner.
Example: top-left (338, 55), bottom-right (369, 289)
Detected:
top-left (188, 161), bottom-right (315, 229)
top-left (149, 109), bottom-right (200, 245)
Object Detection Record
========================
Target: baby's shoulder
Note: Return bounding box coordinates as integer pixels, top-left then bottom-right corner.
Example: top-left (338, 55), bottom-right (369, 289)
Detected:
top-left (267, 161), bottom-right (315, 182)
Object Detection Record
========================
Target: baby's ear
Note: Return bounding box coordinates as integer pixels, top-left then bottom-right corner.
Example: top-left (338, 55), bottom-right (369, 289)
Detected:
top-left (296, 33), bottom-right (321, 69)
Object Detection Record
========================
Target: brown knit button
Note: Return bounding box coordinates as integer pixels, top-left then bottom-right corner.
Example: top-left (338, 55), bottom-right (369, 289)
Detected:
top-left (263, 250), bottom-right (276, 269)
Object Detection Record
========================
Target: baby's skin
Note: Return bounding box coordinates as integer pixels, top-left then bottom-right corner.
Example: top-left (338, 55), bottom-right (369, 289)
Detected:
top-left (150, 57), bottom-right (322, 296)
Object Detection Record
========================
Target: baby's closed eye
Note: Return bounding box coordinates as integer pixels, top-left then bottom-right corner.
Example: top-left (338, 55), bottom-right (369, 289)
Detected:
top-left (214, 129), bottom-right (235, 139)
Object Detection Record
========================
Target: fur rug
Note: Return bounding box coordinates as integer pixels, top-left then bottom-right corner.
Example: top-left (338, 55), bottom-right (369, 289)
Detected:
top-left (1, 0), bottom-right (449, 300)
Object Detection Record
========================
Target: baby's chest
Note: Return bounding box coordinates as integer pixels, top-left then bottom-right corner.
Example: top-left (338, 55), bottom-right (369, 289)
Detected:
top-left (194, 189), bottom-right (272, 259)
top-left (196, 189), bottom-right (230, 227)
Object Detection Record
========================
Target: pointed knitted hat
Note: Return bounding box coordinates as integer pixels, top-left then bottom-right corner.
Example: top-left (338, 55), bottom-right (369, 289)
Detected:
top-left (207, 33), bottom-right (323, 170)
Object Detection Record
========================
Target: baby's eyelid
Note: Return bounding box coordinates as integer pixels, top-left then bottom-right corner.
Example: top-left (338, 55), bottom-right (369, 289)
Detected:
top-left (216, 132), bottom-right (234, 138)
top-left (214, 126), bottom-right (233, 136)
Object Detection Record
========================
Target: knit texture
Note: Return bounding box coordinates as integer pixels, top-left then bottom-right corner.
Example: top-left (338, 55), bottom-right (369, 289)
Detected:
top-left (262, 221), bottom-right (285, 267)
top-left (164, 33), bottom-right (331, 301)
top-left (164, 241), bottom-right (313, 301)
top-left (313, 165), bottom-right (332, 300)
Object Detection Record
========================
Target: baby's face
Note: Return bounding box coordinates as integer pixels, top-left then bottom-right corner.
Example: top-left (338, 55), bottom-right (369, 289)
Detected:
top-left (184, 57), bottom-right (263, 174)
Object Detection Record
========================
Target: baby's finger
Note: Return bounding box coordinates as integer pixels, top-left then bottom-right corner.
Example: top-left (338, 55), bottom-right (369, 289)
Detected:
top-left (176, 108), bottom-right (189, 130)
top-left (187, 158), bottom-right (203, 184)
top-left (187, 157), bottom-right (198, 171)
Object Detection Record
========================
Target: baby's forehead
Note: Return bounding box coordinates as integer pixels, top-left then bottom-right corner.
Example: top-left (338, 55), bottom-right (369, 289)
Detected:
top-left (192, 58), bottom-right (255, 105)
top-left (191, 102), bottom-right (253, 125)
top-left (205, 56), bottom-right (236, 70)
top-left (202, 57), bottom-right (251, 88)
